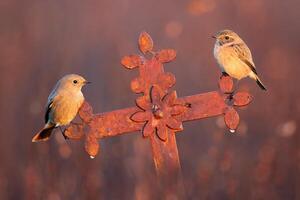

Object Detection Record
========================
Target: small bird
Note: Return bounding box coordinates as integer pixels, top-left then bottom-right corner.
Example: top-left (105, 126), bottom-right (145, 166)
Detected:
top-left (32, 74), bottom-right (90, 142)
top-left (213, 29), bottom-right (267, 90)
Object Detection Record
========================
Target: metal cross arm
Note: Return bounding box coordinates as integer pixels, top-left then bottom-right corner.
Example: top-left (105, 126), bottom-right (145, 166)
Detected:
top-left (63, 32), bottom-right (253, 196)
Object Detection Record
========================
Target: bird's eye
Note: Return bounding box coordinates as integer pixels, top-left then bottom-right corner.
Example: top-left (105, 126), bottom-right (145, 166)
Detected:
top-left (73, 80), bottom-right (78, 84)
top-left (225, 36), bottom-right (229, 40)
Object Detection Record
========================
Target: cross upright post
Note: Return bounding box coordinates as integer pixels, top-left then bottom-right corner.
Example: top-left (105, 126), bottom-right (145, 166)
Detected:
top-left (63, 32), bottom-right (253, 197)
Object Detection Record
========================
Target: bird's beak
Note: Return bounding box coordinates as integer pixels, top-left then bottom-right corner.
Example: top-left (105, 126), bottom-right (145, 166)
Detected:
top-left (84, 81), bottom-right (91, 85)
top-left (211, 35), bottom-right (216, 39)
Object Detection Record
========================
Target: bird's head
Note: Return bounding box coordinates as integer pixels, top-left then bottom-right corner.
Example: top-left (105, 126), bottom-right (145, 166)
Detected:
top-left (212, 29), bottom-right (242, 46)
top-left (59, 74), bottom-right (91, 91)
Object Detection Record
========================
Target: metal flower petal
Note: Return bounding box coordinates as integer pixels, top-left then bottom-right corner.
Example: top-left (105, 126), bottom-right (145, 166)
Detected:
top-left (142, 121), bottom-right (154, 138)
top-left (162, 90), bottom-right (177, 106)
top-left (130, 111), bottom-right (151, 123)
top-left (224, 107), bottom-right (240, 132)
top-left (219, 75), bottom-right (234, 94)
top-left (139, 31), bottom-right (154, 54)
top-left (166, 117), bottom-right (183, 131)
top-left (156, 49), bottom-right (177, 63)
top-left (131, 77), bottom-right (144, 94)
top-left (85, 133), bottom-right (99, 158)
top-left (78, 101), bottom-right (94, 123)
top-left (156, 123), bottom-right (168, 141)
top-left (157, 72), bottom-right (176, 91)
top-left (135, 96), bottom-right (151, 111)
top-left (121, 55), bottom-right (143, 69)
top-left (169, 104), bottom-right (187, 116)
top-left (233, 92), bottom-right (253, 106)
top-left (64, 124), bottom-right (85, 139)
top-left (149, 85), bottom-right (164, 103)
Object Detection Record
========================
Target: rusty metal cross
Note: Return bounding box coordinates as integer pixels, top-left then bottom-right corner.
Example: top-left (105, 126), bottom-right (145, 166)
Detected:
top-left (63, 32), bottom-right (252, 197)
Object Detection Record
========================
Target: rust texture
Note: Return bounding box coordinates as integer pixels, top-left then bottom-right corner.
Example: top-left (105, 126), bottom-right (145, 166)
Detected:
top-left (64, 32), bottom-right (253, 196)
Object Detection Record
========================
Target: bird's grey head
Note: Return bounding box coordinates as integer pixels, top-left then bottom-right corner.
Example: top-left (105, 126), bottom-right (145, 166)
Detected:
top-left (58, 74), bottom-right (90, 91)
top-left (213, 29), bottom-right (242, 46)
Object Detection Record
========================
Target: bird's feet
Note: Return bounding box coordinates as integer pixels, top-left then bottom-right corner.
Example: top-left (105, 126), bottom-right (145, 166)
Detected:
top-left (59, 127), bottom-right (69, 140)
top-left (228, 92), bottom-right (234, 100)
top-left (62, 131), bottom-right (69, 140)
top-left (221, 71), bottom-right (229, 78)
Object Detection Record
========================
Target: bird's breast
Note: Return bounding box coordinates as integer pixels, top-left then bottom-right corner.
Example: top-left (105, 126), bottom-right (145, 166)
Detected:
top-left (215, 46), bottom-right (251, 80)
top-left (50, 91), bottom-right (84, 125)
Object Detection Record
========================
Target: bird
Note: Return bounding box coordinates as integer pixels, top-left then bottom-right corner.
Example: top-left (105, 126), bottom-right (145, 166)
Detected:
top-left (213, 29), bottom-right (267, 90)
top-left (32, 74), bottom-right (90, 142)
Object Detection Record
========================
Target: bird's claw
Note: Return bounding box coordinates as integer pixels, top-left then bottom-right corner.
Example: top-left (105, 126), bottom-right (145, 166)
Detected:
top-left (221, 72), bottom-right (229, 78)
top-left (228, 93), bottom-right (234, 101)
top-left (224, 91), bottom-right (235, 106)
top-left (59, 127), bottom-right (69, 140)
top-left (62, 131), bottom-right (69, 140)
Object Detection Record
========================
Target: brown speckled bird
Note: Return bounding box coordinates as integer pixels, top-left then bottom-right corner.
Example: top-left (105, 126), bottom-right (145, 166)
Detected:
top-left (213, 29), bottom-right (267, 90)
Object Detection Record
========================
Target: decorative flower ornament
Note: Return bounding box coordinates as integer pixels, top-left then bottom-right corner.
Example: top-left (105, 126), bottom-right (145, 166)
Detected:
top-left (130, 86), bottom-right (187, 141)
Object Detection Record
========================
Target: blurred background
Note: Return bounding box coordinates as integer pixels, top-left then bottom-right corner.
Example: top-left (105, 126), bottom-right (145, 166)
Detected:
top-left (1, 0), bottom-right (300, 199)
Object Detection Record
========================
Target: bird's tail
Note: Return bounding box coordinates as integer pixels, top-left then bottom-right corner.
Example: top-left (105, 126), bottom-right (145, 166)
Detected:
top-left (255, 76), bottom-right (267, 91)
top-left (250, 72), bottom-right (267, 91)
top-left (32, 124), bottom-right (55, 142)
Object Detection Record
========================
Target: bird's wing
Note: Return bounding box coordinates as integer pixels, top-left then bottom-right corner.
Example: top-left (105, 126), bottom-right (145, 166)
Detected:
top-left (45, 100), bottom-right (53, 123)
top-left (45, 82), bottom-right (61, 123)
top-left (45, 92), bottom-right (60, 123)
top-left (232, 43), bottom-right (258, 75)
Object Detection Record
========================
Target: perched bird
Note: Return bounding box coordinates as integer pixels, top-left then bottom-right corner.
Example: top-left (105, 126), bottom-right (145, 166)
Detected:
top-left (32, 74), bottom-right (90, 142)
top-left (213, 29), bottom-right (267, 90)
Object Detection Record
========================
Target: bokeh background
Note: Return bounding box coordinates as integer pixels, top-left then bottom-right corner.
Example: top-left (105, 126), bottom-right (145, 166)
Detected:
top-left (1, 0), bottom-right (300, 199)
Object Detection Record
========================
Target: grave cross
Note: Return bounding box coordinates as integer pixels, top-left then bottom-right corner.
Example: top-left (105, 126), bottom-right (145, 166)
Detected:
top-left (63, 32), bottom-right (253, 197)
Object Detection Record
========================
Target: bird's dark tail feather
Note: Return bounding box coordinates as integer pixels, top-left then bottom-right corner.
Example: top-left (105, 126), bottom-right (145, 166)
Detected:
top-left (32, 125), bottom-right (55, 142)
top-left (256, 77), bottom-right (267, 91)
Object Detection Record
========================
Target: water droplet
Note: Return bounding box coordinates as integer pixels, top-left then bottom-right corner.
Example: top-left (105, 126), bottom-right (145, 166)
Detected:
top-left (229, 129), bottom-right (235, 133)
top-left (90, 155), bottom-right (95, 159)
